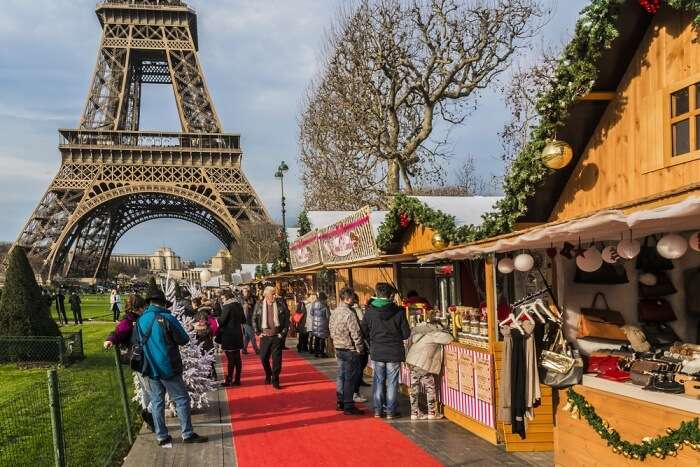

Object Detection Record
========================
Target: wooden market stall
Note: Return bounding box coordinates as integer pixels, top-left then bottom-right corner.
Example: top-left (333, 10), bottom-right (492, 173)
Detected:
top-left (419, 1), bottom-right (700, 464)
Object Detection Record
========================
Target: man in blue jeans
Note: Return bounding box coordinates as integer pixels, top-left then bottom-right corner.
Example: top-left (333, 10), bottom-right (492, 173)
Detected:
top-left (361, 283), bottom-right (411, 419)
top-left (137, 290), bottom-right (208, 446)
top-left (330, 287), bottom-right (365, 415)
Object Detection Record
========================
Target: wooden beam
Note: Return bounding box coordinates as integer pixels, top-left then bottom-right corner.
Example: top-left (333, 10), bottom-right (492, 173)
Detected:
top-left (578, 91), bottom-right (616, 101)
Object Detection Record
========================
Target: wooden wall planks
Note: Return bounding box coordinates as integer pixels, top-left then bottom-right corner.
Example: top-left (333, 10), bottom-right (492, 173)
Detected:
top-left (552, 9), bottom-right (700, 221)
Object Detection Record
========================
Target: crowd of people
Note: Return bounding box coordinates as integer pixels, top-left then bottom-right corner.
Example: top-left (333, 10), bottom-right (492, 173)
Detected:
top-left (101, 280), bottom-right (452, 447)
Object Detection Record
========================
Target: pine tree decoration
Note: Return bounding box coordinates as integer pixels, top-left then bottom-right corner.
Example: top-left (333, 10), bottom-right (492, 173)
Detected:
top-left (145, 276), bottom-right (159, 298)
top-left (297, 210), bottom-right (312, 236)
top-left (0, 247), bottom-right (59, 337)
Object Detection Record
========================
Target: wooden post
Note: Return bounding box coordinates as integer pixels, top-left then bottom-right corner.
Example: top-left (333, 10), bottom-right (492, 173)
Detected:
top-left (47, 369), bottom-right (65, 467)
top-left (114, 347), bottom-right (134, 445)
top-left (484, 255), bottom-right (498, 353)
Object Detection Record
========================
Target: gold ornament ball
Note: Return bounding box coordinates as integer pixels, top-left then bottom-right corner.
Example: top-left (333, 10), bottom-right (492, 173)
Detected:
top-left (541, 139), bottom-right (574, 170)
top-left (279, 260), bottom-right (287, 268)
top-left (431, 232), bottom-right (448, 249)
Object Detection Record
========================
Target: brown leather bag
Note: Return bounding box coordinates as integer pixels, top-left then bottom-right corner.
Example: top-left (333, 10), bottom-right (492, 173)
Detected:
top-left (578, 293), bottom-right (627, 341)
top-left (629, 360), bottom-right (670, 387)
top-left (638, 298), bottom-right (676, 322)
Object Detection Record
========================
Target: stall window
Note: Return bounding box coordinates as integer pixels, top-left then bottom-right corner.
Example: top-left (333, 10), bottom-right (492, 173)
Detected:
top-left (669, 83), bottom-right (700, 158)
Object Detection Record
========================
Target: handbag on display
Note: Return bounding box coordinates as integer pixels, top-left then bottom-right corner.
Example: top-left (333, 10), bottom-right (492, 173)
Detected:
top-left (585, 354), bottom-right (631, 382)
top-left (636, 236), bottom-right (674, 271)
top-left (638, 298), bottom-right (677, 322)
top-left (641, 322), bottom-right (680, 347)
top-left (638, 272), bottom-right (677, 298)
top-left (579, 293), bottom-right (627, 341)
top-left (629, 359), bottom-right (667, 387)
top-left (540, 327), bottom-right (583, 388)
top-left (574, 262), bottom-right (629, 285)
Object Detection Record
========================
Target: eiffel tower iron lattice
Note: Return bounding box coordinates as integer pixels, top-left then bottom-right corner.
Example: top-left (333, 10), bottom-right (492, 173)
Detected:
top-left (13, 0), bottom-right (271, 281)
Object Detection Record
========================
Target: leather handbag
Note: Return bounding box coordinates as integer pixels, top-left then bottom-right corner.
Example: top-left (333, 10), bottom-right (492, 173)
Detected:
top-left (636, 236), bottom-right (674, 272)
top-left (638, 298), bottom-right (676, 322)
top-left (638, 272), bottom-right (677, 298)
top-left (541, 327), bottom-right (575, 374)
top-left (542, 358), bottom-right (583, 389)
top-left (574, 262), bottom-right (629, 285)
top-left (641, 322), bottom-right (680, 347)
top-left (579, 293), bottom-right (627, 340)
top-left (586, 354), bottom-right (631, 382)
top-left (629, 359), bottom-right (669, 387)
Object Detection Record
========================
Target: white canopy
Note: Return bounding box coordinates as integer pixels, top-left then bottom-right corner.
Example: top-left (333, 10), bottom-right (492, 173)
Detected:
top-left (419, 196), bottom-right (700, 263)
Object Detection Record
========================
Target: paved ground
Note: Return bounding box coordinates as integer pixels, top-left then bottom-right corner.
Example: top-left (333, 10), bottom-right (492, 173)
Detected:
top-left (305, 354), bottom-right (553, 467)
top-left (121, 358), bottom-right (235, 467)
top-left (121, 341), bottom-right (553, 466)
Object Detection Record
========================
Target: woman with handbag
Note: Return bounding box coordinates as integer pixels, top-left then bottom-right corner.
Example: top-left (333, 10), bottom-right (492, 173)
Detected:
top-left (219, 289), bottom-right (246, 386)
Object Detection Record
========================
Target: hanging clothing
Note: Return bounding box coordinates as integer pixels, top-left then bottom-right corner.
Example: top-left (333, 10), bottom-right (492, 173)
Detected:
top-left (522, 320), bottom-right (541, 421)
top-left (510, 328), bottom-right (526, 439)
top-left (497, 325), bottom-right (512, 423)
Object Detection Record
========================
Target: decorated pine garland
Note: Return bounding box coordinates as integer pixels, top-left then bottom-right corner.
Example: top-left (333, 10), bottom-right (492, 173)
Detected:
top-left (564, 388), bottom-right (700, 460)
top-left (375, 0), bottom-right (700, 252)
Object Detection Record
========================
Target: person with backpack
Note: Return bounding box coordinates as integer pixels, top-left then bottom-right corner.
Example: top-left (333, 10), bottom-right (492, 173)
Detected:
top-left (135, 290), bottom-right (208, 446)
top-left (310, 292), bottom-right (331, 358)
top-left (361, 283), bottom-right (411, 419)
top-left (104, 294), bottom-right (154, 432)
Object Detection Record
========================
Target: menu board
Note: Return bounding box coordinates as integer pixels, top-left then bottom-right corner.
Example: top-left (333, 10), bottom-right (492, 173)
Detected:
top-left (475, 356), bottom-right (493, 404)
top-left (444, 348), bottom-right (459, 391)
top-left (458, 353), bottom-right (474, 396)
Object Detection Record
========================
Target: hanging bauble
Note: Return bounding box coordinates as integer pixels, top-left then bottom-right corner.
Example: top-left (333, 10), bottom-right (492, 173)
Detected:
top-left (514, 253), bottom-right (535, 272)
top-left (546, 246), bottom-right (558, 258)
top-left (560, 242), bottom-right (575, 259)
top-left (431, 231), bottom-right (448, 249)
top-left (601, 245), bottom-right (621, 264)
top-left (541, 139), bottom-right (573, 170)
top-left (657, 233), bottom-right (688, 259)
top-left (399, 212), bottom-right (410, 228)
top-left (497, 257), bottom-right (515, 274)
top-left (199, 269), bottom-right (212, 283)
top-left (576, 246), bottom-right (603, 272)
top-left (617, 238), bottom-right (641, 259)
top-left (279, 259), bottom-right (287, 268)
top-left (689, 232), bottom-right (700, 252)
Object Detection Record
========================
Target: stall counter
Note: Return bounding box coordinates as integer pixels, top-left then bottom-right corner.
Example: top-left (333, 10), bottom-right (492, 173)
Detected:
top-left (554, 384), bottom-right (700, 467)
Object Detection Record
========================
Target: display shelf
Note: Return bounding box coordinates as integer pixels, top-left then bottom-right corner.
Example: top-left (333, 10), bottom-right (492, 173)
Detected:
top-left (582, 374), bottom-right (700, 414)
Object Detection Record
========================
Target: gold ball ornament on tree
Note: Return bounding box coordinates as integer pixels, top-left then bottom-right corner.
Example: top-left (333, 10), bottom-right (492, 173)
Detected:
top-left (431, 232), bottom-right (448, 249)
top-left (541, 139), bottom-right (574, 170)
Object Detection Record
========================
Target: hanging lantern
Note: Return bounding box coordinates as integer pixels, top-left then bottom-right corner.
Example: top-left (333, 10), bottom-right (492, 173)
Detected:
top-left (617, 238), bottom-right (641, 259)
top-left (601, 245), bottom-right (621, 264)
top-left (689, 232), bottom-right (700, 252)
top-left (657, 233), bottom-right (688, 259)
top-left (514, 253), bottom-right (535, 272)
top-left (576, 246), bottom-right (603, 272)
top-left (541, 139), bottom-right (573, 170)
top-left (199, 269), bottom-right (212, 284)
top-left (431, 232), bottom-right (448, 249)
top-left (497, 257), bottom-right (515, 274)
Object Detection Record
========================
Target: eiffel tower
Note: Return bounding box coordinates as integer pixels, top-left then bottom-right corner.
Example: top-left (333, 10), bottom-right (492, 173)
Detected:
top-left (13, 0), bottom-right (270, 281)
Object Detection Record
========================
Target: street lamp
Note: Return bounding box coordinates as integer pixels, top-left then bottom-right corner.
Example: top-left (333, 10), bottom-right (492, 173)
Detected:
top-left (274, 161), bottom-right (289, 237)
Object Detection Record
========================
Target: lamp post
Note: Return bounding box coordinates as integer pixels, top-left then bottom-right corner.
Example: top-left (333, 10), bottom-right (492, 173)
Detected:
top-left (274, 161), bottom-right (289, 234)
top-left (275, 161), bottom-right (290, 271)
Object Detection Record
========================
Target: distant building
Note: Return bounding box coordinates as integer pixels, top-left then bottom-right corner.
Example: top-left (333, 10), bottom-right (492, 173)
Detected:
top-left (112, 246), bottom-right (183, 272)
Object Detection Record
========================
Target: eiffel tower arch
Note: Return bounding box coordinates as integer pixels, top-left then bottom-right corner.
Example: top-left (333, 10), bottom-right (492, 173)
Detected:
top-left (13, 0), bottom-right (271, 281)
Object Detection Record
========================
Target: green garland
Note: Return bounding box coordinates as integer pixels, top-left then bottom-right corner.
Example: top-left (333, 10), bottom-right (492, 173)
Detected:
top-left (565, 388), bottom-right (700, 460)
top-left (375, 1), bottom-right (700, 251)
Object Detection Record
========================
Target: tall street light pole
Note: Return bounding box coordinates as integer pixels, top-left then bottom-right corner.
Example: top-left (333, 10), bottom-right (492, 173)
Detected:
top-left (275, 161), bottom-right (289, 269)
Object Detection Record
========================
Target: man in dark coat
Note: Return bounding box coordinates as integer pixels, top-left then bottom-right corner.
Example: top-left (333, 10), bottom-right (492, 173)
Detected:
top-left (68, 291), bottom-right (83, 324)
top-left (253, 286), bottom-right (290, 389)
top-left (361, 282), bottom-right (411, 419)
top-left (55, 289), bottom-right (68, 325)
top-left (219, 289), bottom-right (246, 386)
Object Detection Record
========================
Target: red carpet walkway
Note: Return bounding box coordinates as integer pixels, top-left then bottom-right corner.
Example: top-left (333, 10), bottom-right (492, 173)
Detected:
top-left (224, 348), bottom-right (441, 467)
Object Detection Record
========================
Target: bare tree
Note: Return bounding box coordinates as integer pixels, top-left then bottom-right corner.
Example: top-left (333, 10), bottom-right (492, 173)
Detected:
top-left (231, 223), bottom-right (281, 268)
top-left (299, 0), bottom-right (544, 208)
top-left (413, 155), bottom-right (500, 196)
top-left (499, 47), bottom-right (558, 165)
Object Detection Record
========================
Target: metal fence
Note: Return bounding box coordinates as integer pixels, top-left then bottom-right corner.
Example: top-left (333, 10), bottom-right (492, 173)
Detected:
top-left (0, 348), bottom-right (137, 467)
top-left (0, 331), bottom-right (84, 365)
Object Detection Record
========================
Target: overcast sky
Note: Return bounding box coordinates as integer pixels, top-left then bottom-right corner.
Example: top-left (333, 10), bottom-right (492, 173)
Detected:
top-left (0, 0), bottom-right (589, 262)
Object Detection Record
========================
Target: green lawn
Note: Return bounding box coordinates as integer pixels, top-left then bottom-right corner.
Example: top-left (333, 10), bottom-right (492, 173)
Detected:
top-left (0, 323), bottom-right (139, 466)
top-left (51, 293), bottom-right (124, 322)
